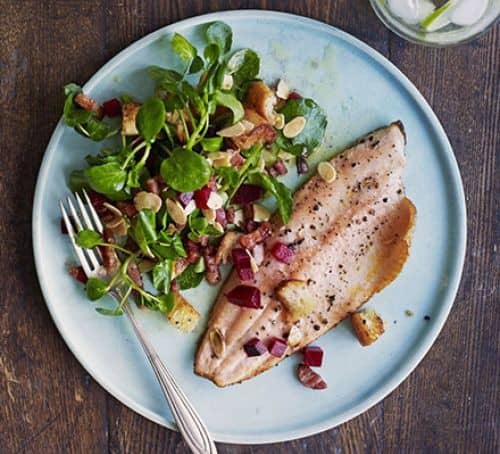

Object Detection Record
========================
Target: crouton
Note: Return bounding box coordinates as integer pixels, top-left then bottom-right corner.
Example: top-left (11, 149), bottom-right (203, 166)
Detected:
top-left (244, 81), bottom-right (277, 122)
top-left (121, 102), bottom-right (141, 135)
top-left (275, 279), bottom-right (316, 322)
top-left (351, 308), bottom-right (385, 346)
top-left (166, 292), bottom-right (200, 333)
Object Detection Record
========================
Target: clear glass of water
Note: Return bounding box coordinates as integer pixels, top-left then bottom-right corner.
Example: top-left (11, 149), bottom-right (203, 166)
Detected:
top-left (369, 0), bottom-right (500, 46)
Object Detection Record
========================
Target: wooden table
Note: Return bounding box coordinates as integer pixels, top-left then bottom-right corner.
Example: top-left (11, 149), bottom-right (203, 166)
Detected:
top-left (1, 1), bottom-right (498, 452)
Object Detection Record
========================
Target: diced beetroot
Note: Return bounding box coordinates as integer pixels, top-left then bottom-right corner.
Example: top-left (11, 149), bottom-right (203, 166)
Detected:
top-left (231, 249), bottom-right (255, 281)
top-left (244, 338), bottom-right (267, 357)
top-left (226, 285), bottom-right (261, 308)
top-left (194, 186), bottom-right (212, 209)
top-left (178, 191), bottom-right (194, 207)
top-left (288, 91), bottom-right (302, 100)
top-left (68, 266), bottom-right (88, 284)
top-left (215, 208), bottom-right (227, 228)
top-left (303, 346), bottom-right (324, 367)
top-left (232, 184), bottom-right (263, 205)
top-left (102, 98), bottom-right (121, 117)
top-left (271, 242), bottom-right (295, 264)
top-left (268, 337), bottom-right (287, 357)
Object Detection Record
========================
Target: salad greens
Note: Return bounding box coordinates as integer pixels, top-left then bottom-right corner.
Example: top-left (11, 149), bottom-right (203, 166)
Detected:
top-left (62, 21), bottom-right (327, 327)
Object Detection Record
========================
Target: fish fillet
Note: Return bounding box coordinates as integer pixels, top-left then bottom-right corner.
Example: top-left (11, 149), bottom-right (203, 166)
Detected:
top-left (195, 122), bottom-right (416, 387)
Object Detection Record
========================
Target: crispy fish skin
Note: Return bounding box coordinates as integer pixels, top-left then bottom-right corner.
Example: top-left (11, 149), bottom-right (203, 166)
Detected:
top-left (195, 122), bottom-right (415, 387)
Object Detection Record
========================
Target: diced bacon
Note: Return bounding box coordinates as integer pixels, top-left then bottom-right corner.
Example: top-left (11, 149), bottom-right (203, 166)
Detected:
top-left (239, 222), bottom-right (272, 249)
top-left (68, 266), bottom-right (88, 284)
top-left (297, 364), bottom-right (327, 390)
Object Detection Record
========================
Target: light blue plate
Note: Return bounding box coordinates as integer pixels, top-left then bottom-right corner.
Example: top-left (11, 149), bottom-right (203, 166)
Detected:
top-left (32, 11), bottom-right (466, 444)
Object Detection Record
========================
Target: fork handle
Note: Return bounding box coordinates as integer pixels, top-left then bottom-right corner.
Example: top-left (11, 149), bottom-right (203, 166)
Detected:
top-left (123, 304), bottom-right (217, 454)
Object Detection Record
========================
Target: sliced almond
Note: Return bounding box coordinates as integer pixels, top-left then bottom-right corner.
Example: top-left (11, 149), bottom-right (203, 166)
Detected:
top-left (202, 208), bottom-right (216, 224)
top-left (274, 113), bottom-right (285, 130)
top-left (215, 231), bottom-right (241, 264)
top-left (209, 328), bottom-right (226, 358)
top-left (208, 151), bottom-right (231, 168)
top-left (253, 204), bottom-right (271, 222)
top-left (283, 116), bottom-right (306, 138)
top-left (102, 202), bottom-right (124, 218)
top-left (183, 199), bottom-right (197, 216)
top-left (206, 192), bottom-right (224, 210)
top-left (217, 122), bottom-right (246, 138)
top-left (276, 79), bottom-right (290, 100)
top-left (222, 74), bottom-right (234, 90)
top-left (287, 325), bottom-right (303, 347)
top-left (245, 249), bottom-right (259, 273)
top-left (240, 119), bottom-right (255, 133)
top-left (213, 222), bottom-right (224, 233)
top-left (133, 191), bottom-right (162, 213)
top-left (166, 199), bottom-right (187, 225)
top-left (317, 161), bottom-right (337, 183)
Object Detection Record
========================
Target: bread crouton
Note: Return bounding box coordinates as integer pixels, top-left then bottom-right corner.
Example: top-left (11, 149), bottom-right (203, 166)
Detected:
top-left (166, 292), bottom-right (200, 333)
top-left (121, 102), bottom-right (141, 135)
top-left (275, 279), bottom-right (316, 322)
top-left (351, 308), bottom-right (385, 346)
top-left (244, 81), bottom-right (277, 122)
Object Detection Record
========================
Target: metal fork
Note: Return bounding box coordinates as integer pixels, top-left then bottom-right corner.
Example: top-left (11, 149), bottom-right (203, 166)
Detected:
top-left (60, 190), bottom-right (217, 454)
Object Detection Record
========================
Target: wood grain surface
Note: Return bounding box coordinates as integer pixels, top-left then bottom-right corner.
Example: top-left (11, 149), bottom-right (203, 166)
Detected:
top-left (0, 1), bottom-right (498, 453)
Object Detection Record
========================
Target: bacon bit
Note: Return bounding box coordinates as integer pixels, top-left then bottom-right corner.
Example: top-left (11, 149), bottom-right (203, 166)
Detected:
top-left (127, 261), bottom-right (143, 289)
top-left (271, 159), bottom-right (288, 176)
top-left (215, 208), bottom-right (227, 229)
top-left (230, 151), bottom-right (245, 167)
top-left (244, 220), bottom-right (259, 233)
top-left (145, 178), bottom-right (160, 195)
top-left (170, 279), bottom-right (179, 292)
top-left (297, 364), bottom-right (327, 390)
top-left (88, 191), bottom-right (108, 214)
top-left (100, 228), bottom-right (120, 275)
top-left (68, 266), bottom-right (88, 284)
top-left (232, 124), bottom-right (277, 151)
top-left (203, 248), bottom-right (221, 285)
top-left (240, 221), bottom-right (272, 249)
top-left (186, 239), bottom-right (201, 264)
top-left (226, 207), bottom-right (235, 224)
top-left (102, 98), bottom-right (121, 117)
top-left (116, 201), bottom-right (138, 219)
top-left (74, 93), bottom-right (103, 118)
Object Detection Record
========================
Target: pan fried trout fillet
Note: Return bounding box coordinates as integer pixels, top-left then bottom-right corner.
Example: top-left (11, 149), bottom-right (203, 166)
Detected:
top-left (195, 122), bottom-right (416, 387)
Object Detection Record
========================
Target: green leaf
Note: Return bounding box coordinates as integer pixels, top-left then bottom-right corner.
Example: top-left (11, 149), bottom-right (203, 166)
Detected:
top-left (177, 264), bottom-right (204, 290)
top-left (85, 162), bottom-right (127, 195)
top-left (226, 49), bottom-right (260, 84)
top-left (203, 44), bottom-right (220, 64)
top-left (152, 260), bottom-right (172, 294)
top-left (75, 229), bottom-right (102, 248)
top-left (136, 209), bottom-right (157, 243)
top-left (213, 90), bottom-right (244, 123)
top-left (189, 56), bottom-right (204, 74)
top-left (96, 307), bottom-right (124, 316)
top-left (136, 97), bottom-right (166, 143)
top-left (86, 278), bottom-right (108, 301)
top-left (68, 169), bottom-right (87, 192)
top-left (172, 33), bottom-right (197, 62)
top-left (278, 98), bottom-right (327, 153)
top-left (64, 83), bottom-right (82, 96)
top-left (148, 66), bottom-right (183, 85)
top-left (201, 136), bottom-right (223, 152)
top-left (63, 92), bottom-right (91, 127)
top-left (255, 173), bottom-right (293, 224)
top-left (83, 117), bottom-right (115, 142)
top-left (157, 293), bottom-right (175, 313)
top-left (216, 166), bottom-right (239, 191)
top-left (160, 148), bottom-right (211, 192)
top-left (206, 21), bottom-right (232, 53)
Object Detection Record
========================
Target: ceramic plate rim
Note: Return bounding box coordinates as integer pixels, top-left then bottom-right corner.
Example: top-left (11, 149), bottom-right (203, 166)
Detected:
top-left (32, 10), bottom-right (467, 444)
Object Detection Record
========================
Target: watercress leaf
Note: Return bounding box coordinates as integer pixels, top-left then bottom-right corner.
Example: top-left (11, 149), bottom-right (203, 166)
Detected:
top-left (136, 209), bottom-right (157, 243)
top-left (75, 229), bottom-right (102, 248)
top-left (206, 21), bottom-right (232, 53)
top-left (95, 307), bottom-right (124, 316)
top-left (85, 162), bottom-right (127, 195)
top-left (172, 33), bottom-right (197, 62)
top-left (86, 278), bottom-right (108, 301)
top-left (157, 293), bottom-right (175, 313)
top-left (160, 148), bottom-right (211, 192)
top-left (255, 173), bottom-right (293, 224)
top-left (226, 49), bottom-right (260, 84)
top-left (148, 66), bottom-right (183, 85)
top-left (278, 98), bottom-right (327, 152)
top-left (126, 167), bottom-right (141, 188)
top-left (171, 234), bottom-right (187, 257)
top-left (189, 55), bottom-right (204, 74)
top-left (201, 136), bottom-right (223, 152)
top-left (63, 93), bottom-right (91, 127)
top-left (152, 259), bottom-right (172, 294)
top-left (177, 264), bottom-right (204, 290)
top-left (68, 169), bottom-right (87, 192)
top-left (84, 117), bottom-right (115, 142)
top-left (136, 97), bottom-right (166, 143)
top-left (64, 83), bottom-right (82, 96)
top-left (213, 90), bottom-right (244, 123)
top-left (215, 166), bottom-right (239, 191)
top-left (203, 43), bottom-right (220, 64)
